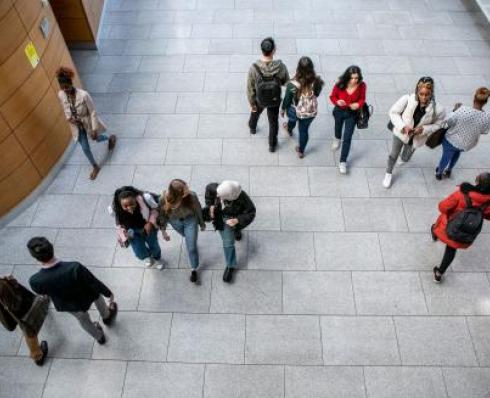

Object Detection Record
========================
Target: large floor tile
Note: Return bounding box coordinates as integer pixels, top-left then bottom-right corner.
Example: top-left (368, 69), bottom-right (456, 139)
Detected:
top-left (189, 165), bottom-right (250, 194)
top-left (0, 227), bottom-right (58, 264)
top-left (204, 364), bottom-right (284, 398)
top-left (443, 367), bottom-right (490, 398)
top-left (321, 316), bottom-right (400, 365)
top-left (402, 197), bottom-right (440, 232)
top-left (250, 167), bottom-right (309, 196)
top-left (308, 167), bottom-right (370, 197)
top-left (145, 114), bottom-right (199, 138)
top-left (73, 165), bottom-right (135, 194)
top-left (367, 167), bottom-right (430, 198)
top-left (32, 195), bottom-right (98, 228)
top-left (245, 315), bottom-right (323, 365)
top-left (250, 196), bottom-right (281, 230)
top-left (222, 139), bottom-right (279, 166)
top-left (109, 138), bottom-right (167, 165)
top-left (395, 316), bottom-right (478, 366)
top-left (0, 357), bottom-right (50, 398)
top-left (167, 313), bottom-right (245, 363)
top-left (132, 165), bottom-right (192, 193)
top-left (467, 317), bottom-right (490, 366)
top-left (165, 139), bottom-right (222, 165)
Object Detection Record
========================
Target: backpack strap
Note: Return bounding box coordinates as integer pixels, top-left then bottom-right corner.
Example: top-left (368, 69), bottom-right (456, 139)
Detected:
top-left (253, 63), bottom-right (264, 78)
top-left (463, 193), bottom-right (473, 208)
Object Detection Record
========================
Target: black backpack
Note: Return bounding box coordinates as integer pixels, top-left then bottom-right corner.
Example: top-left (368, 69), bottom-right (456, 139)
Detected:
top-left (253, 64), bottom-right (282, 108)
top-left (446, 193), bottom-right (490, 244)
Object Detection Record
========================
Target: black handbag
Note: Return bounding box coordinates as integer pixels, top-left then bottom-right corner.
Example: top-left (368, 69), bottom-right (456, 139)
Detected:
top-left (425, 128), bottom-right (447, 149)
top-left (356, 103), bottom-right (373, 129)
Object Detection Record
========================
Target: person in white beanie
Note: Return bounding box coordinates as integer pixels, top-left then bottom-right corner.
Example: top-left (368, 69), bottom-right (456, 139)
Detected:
top-left (203, 181), bottom-right (256, 283)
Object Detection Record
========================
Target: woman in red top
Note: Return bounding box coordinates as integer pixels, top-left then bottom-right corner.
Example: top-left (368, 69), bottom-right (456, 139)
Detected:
top-left (431, 172), bottom-right (490, 282)
top-left (329, 65), bottom-right (366, 174)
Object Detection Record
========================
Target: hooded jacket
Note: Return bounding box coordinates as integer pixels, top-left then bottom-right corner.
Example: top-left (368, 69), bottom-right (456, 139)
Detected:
top-left (247, 60), bottom-right (290, 106)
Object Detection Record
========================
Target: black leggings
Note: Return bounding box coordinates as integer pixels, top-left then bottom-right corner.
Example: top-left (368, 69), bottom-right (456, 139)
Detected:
top-left (438, 245), bottom-right (457, 274)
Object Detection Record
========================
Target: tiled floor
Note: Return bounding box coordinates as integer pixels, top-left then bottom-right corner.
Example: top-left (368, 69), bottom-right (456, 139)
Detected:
top-left (1, 0), bottom-right (490, 397)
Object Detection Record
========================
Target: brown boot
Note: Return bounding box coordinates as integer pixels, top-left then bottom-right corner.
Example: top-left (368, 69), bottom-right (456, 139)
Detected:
top-left (108, 135), bottom-right (117, 151)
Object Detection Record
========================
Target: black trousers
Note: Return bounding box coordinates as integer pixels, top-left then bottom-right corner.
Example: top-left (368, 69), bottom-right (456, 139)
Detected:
top-left (438, 245), bottom-right (457, 274)
top-left (248, 106), bottom-right (280, 147)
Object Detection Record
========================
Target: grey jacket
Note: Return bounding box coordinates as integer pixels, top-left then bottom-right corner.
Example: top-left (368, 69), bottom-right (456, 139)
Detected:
top-left (246, 59), bottom-right (290, 106)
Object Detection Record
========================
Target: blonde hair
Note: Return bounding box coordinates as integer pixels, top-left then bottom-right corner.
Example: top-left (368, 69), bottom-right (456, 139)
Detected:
top-left (162, 179), bottom-right (191, 214)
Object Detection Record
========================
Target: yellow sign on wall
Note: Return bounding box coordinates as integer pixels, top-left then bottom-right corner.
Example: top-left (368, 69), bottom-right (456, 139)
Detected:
top-left (24, 41), bottom-right (40, 68)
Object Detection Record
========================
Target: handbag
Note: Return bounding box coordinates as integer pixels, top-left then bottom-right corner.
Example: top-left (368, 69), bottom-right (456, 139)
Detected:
top-left (356, 103), bottom-right (373, 129)
top-left (19, 295), bottom-right (50, 336)
top-left (425, 128), bottom-right (447, 149)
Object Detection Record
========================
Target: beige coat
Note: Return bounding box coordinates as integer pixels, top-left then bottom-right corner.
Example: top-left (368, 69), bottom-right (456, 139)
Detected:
top-left (58, 88), bottom-right (107, 141)
top-left (389, 93), bottom-right (446, 148)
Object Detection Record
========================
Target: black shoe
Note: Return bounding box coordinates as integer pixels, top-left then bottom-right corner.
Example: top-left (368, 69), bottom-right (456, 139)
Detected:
top-left (35, 341), bottom-right (48, 366)
top-left (94, 322), bottom-right (106, 345)
top-left (190, 270), bottom-right (198, 283)
top-left (443, 169), bottom-right (451, 179)
top-left (234, 230), bottom-right (242, 241)
top-left (250, 128), bottom-right (256, 135)
top-left (430, 224), bottom-right (437, 242)
top-left (223, 267), bottom-right (235, 283)
top-left (269, 145), bottom-right (276, 153)
top-left (433, 267), bottom-right (442, 283)
top-left (435, 173), bottom-right (442, 180)
top-left (102, 302), bottom-right (118, 326)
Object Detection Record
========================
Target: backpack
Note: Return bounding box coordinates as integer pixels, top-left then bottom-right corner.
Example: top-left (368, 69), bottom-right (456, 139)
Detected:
top-left (253, 63), bottom-right (282, 108)
top-left (446, 193), bottom-right (490, 244)
top-left (293, 81), bottom-right (318, 119)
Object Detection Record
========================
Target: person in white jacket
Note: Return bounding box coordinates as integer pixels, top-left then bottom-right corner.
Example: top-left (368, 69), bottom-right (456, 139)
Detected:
top-left (383, 76), bottom-right (445, 188)
top-left (56, 67), bottom-right (116, 180)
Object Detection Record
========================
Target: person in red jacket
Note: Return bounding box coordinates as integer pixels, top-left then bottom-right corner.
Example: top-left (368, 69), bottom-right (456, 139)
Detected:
top-left (329, 65), bottom-right (366, 174)
top-left (431, 172), bottom-right (490, 282)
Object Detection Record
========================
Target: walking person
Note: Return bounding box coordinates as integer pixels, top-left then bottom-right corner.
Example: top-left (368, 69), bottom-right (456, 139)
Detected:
top-left (383, 76), bottom-right (445, 188)
top-left (247, 37), bottom-right (290, 152)
top-left (203, 181), bottom-right (256, 283)
top-left (0, 276), bottom-right (49, 366)
top-left (280, 56), bottom-right (324, 158)
top-left (158, 179), bottom-right (205, 284)
top-left (435, 87), bottom-right (490, 180)
top-left (111, 186), bottom-right (163, 269)
top-left (28, 237), bottom-right (118, 344)
top-left (431, 173), bottom-right (490, 282)
top-left (329, 65), bottom-right (366, 174)
top-left (56, 67), bottom-right (116, 180)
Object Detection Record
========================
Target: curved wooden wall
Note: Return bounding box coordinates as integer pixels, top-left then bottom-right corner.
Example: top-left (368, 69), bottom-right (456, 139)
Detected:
top-left (0, 0), bottom-right (80, 217)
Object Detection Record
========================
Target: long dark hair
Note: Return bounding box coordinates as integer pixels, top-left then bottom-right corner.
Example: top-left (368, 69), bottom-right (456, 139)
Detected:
top-left (336, 65), bottom-right (363, 90)
top-left (460, 173), bottom-right (490, 195)
top-left (112, 186), bottom-right (143, 224)
top-left (294, 56), bottom-right (324, 96)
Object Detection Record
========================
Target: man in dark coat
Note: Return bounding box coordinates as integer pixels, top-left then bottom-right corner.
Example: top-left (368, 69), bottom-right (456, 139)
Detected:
top-left (27, 237), bottom-right (118, 344)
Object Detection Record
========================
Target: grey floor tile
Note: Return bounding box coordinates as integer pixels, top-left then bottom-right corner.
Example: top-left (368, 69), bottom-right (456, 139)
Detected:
top-left (92, 311), bottom-right (172, 361)
top-left (123, 362), bottom-right (204, 398)
top-left (353, 271), bottom-right (428, 315)
top-left (167, 313), bottom-right (245, 363)
top-left (205, 72), bottom-right (245, 92)
top-left (285, 366), bottom-right (366, 398)
top-left (165, 139), bottom-right (222, 165)
top-left (124, 39), bottom-right (168, 55)
top-left (367, 168), bottom-right (430, 198)
top-left (283, 271), bottom-right (355, 315)
top-left (108, 73), bottom-right (159, 92)
top-left (0, 357), bottom-right (50, 398)
top-left (0, 227), bottom-right (57, 265)
top-left (108, 24), bottom-right (151, 40)
top-left (191, 23), bottom-right (232, 38)
top-left (94, 56), bottom-right (142, 73)
top-left (321, 316), bottom-right (400, 365)
top-left (342, 198), bottom-right (408, 232)
top-left (0, 326), bottom-right (22, 356)
top-left (138, 55), bottom-right (186, 72)
top-left (109, 138), bottom-right (167, 165)
top-left (246, 315), bottom-right (323, 365)
top-left (46, 165), bottom-right (80, 194)
top-left (126, 93), bottom-right (177, 113)
top-left (402, 197), bottom-right (440, 232)
top-left (145, 114), bottom-right (199, 138)
top-left (248, 231), bottom-right (315, 270)
top-left (308, 167), bottom-right (370, 197)
top-left (90, 195), bottom-right (115, 228)
top-left (278, 139), bottom-right (336, 167)
top-left (7, 201), bottom-right (40, 227)
top-left (233, 23), bottom-right (273, 38)
top-left (222, 140), bottom-right (279, 166)
top-left (183, 54), bottom-right (229, 72)
top-left (138, 269), bottom-right (211, 313)
top-left (165, 38), bottom-right (209, 54)
top-left (250, 167), bottom-right (309, 196)
top-left (395, 316), bottom-right (478, 365)
top-left (73, 165), bottom-right (135, 194)
top-left (197, 114), bottom-right (249, 138)
top-left (314, 232), bottom-right (383, 271)
top-left (210, 270), bottom-right (282, 314)
top-left (150, 24), bottom-right (192, 39)
top-left (452, 234), bottom-right (490, 272)
top-left (101, 114), bottom-right (148, 138)
top-left (467, 317), bottom-right (490, 366)
top-left (209, 38), bottom-right (252, 54)
top-left (176, 93), bottom-right (226, 113)
top-left (43, 359), bottom-right (126, 398)
top-left (443, 367), bottom-right (490, 398)
top-left (250, 196), bottom-right (280, 230)
top-left (421, 272), bottom-right (490, 315)
top-left (133, 165), bottom-right (192, 193)
top-left (205, 364), bottom-right (284, 398)
top-left (55, 228), bottom-right (115, 248)
top-left (92, 93), bottom-right (130, 114)
top-left (32, 195), bottom-right (97, 228)
top-left (280, 197), bottom-right (344, 232)
top-left (79, 73), bottom-right (114, 93)
top-left (156, 72), bottom-right (205, 92)
top-left (364, 366), bottom-right (447, 398)
top-left (190, 165), bottom-right (250, 194)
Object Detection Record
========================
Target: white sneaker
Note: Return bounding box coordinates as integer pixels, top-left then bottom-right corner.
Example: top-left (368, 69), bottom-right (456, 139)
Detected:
top-left (339, 162), bottom-right (347, 174)
top-left (396, 158), bottom-right (405, 166)
top-left (331, 138), bottom-right (341, 151)
top-left (382, 173), bottom-right (392, 189)
top-left (154, 258), bottom-right (165, 270)
top-left (143, 257), bottom-right (153, 268)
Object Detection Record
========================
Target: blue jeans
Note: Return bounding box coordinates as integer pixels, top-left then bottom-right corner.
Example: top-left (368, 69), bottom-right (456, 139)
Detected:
top-left (286, 106), bottom-right (315, 153)
top-left (78, 126), bottom-right (108, 167)
top-left (218, 224), bottom-right (237, 268)
top-left (129, 228), bottom-right (161, 261)
top-left (168, 216), bottom-right (199, 269)
top-left (437, 137), bottom-right (462, 174)
top-left (333, 106), bottom-right (357, 162)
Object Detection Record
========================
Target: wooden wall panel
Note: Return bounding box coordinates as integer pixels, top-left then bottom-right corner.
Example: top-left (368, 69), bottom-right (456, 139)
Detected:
top-left (81, 0), bottom-right (104, 38)
top-left (0, 6), bottom-right (27, 64)
top-left (0, 159), bottom-right (41, 216)
top-left (0, 1), bottom-right (13, 19)
top-left (56, 18), bottom-right (94, 42)
top-left (0, 113), bottom-right (11, 143)
top-left (14, 0), bottom-right (42, 31)
top-left (0, 134), bottom-right (27, 180)
top-left (41, 24), bottom-right (65, 78)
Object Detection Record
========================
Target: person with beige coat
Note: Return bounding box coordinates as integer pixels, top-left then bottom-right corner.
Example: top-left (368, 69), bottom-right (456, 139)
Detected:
top-left (56, 67), bottom-right (116, 180)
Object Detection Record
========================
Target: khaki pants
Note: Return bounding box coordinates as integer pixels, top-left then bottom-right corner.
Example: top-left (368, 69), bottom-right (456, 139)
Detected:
top-left (24, 334), bottom-right (43, 361)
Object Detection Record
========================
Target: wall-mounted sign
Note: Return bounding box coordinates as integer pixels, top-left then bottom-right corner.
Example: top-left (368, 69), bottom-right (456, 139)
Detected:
top-left (24, 42), bottom-right (40, 68)
top-left (40, 17), bottom-right (50, 38)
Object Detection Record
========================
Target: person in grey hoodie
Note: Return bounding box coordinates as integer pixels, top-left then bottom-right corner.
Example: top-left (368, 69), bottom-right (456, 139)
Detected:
top-left (247, 37), bottom-right (290, 153)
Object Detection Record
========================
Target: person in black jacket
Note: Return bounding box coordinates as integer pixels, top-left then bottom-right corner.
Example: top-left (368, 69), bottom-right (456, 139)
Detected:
top-left (203, 181), bottom-right (256, 283)
top-left (0, 276), bottom-right (48, 366)
top-left (27, 237), bottom-right (118, 344)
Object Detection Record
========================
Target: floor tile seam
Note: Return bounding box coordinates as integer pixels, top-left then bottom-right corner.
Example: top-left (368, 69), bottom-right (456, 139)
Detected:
top-left (165, 312), bottom-right (174, 362)
top-left (39, 357), bottom-right (54, 398)
top-left (201, 362), bottom-right (207, 398)
top-left (361, 366), bottom-right (369, 398)
top-left (464, 316), bottom-right (481, 367)
top-left (135, 265), bottom-right (147, 311)
top-left (417, 271), bottom-right (431, 315)
top-left (391, 315), bottom-right (404, 366)
top-left (349, 271), bottom-right (359, 315)
top-left (317, 316), bottom-right (325, 365)
top-left (440, 365), bottom-right (451, 398)
top-left (119, 361), bottom-right (129, 398)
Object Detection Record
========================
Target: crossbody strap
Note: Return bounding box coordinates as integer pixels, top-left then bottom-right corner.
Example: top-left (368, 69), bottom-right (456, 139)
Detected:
top-left (463, 193), bottom-right (473, 208)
